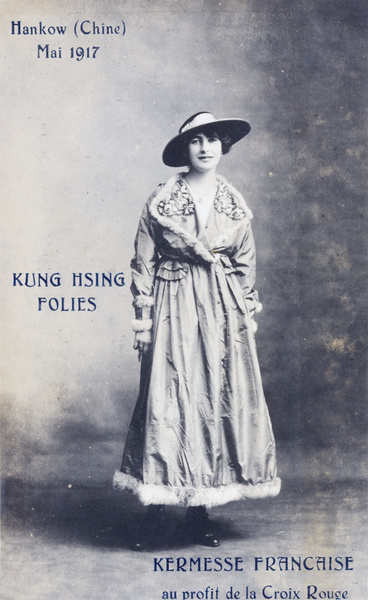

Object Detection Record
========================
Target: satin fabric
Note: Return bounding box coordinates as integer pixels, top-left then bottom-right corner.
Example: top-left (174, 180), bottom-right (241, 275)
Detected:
top-left (114, 174), bottom-right (280, 506)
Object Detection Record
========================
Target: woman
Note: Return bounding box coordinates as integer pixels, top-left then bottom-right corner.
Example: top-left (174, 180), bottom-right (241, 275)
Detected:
top-left (113, 112), bottom-right (281, 549)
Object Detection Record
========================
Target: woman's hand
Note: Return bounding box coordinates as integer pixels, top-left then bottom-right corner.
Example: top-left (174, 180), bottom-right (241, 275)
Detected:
top-left (133, 330), bottom-right (152, 358)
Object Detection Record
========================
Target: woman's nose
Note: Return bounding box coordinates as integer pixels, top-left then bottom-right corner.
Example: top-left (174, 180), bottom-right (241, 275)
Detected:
top-left (200, 139), bottom-right (209, 152)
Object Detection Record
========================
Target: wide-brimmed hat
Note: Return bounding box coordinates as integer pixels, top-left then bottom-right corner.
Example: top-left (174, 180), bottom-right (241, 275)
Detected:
top-left (162, 111), bottom-right (251, 167)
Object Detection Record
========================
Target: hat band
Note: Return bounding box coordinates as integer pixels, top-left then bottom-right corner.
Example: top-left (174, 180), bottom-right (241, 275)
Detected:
top-left (180, 113), bottom-right (217, 134)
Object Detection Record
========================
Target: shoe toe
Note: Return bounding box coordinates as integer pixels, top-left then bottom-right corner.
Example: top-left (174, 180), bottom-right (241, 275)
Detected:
top-left (203, 532), bottom-right (220, 547)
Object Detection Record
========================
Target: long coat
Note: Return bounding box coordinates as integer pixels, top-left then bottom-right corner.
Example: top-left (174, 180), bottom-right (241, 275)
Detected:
top-left (113, 173), bottom-right (280, 507)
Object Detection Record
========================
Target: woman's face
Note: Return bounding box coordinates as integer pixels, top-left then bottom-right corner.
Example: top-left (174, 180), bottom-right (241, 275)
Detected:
top-left (187, 132), bottom-right (222, 173)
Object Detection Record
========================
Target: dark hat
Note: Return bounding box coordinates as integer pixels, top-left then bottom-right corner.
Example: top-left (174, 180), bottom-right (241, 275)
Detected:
top-left (162, 111), bottom-right (251, 167)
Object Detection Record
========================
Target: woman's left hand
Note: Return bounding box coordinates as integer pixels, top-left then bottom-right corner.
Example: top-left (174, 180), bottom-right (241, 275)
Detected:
top-left (133, 330), bottom-right (152, 358)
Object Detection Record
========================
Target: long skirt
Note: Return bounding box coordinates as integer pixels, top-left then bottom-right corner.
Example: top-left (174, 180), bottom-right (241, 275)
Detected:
top-left (113, 260), bottom-right (280, 507)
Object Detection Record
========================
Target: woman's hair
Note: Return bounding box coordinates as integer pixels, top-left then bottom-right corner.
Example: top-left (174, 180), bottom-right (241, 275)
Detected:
top-left (199, 129), bottom-right (232, 155)
top-left (183, 129), bottom-right (232, 163)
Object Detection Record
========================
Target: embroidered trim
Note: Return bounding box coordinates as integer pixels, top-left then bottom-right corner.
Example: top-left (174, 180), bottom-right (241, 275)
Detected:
top-left (133, 295), bottom-right (155, 308)
top-left (214, 179), bottom-right (246, 220)
top-left (113, 470), bottom-right (281, 508)
top-left (132, 318), bottom-right (153, 332)
top-left (157, 179), bottom-right (195, 217)
top-left (217, 175), bottom-right (253, 220)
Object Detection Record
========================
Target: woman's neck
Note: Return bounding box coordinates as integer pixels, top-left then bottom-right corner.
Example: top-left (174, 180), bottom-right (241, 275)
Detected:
top-left (185, 169), bottom-right (217, 193)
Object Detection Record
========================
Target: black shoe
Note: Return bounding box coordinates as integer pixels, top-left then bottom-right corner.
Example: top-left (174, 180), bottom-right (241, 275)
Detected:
top-left (185, 506), bottom-right (220, 547)
top-left (130, 505), bottom-right (166, 551)
top-left (199, 531), bottom-right (220, 548)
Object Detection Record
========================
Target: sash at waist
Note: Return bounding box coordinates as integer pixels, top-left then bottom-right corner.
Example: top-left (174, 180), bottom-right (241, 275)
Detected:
top-left (156, 254), bottom-right (236, 281)
top-left (155, 256), bottom-right (259, 318)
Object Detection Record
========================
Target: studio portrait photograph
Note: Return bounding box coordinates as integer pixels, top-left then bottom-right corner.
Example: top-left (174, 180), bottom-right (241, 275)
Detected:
top-left (1, 1), bottom-right (367, 599)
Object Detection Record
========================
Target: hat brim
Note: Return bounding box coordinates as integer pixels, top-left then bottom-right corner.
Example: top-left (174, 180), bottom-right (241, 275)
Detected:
top-left (162, 118), bottom-right (251, 167)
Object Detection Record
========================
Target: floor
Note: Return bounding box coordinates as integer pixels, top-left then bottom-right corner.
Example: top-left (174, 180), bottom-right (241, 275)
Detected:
top-left (1, 476), bottom-right (367, 600)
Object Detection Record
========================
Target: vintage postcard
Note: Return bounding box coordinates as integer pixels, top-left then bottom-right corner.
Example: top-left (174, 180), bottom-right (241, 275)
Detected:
top-left (1, 1), bottom-right (367, 599)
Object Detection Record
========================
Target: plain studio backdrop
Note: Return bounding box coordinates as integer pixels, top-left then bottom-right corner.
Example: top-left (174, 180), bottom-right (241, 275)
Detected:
top-left (1, 0), bottom-right (367, 503)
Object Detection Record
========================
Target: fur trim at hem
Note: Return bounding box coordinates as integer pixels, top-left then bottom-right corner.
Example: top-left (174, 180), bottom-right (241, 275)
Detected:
top-left (113, 470), bottom-right (281, 508)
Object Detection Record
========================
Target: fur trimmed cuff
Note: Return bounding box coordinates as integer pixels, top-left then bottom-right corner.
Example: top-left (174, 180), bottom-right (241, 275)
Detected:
top-left (132, 318), bottom-right (153, 332)
top-left (133, 295), bottom-right (155, 309)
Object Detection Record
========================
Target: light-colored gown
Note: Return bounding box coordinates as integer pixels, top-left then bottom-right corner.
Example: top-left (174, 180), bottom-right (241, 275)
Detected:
top-left (113, 173), bottom-right (281, 507)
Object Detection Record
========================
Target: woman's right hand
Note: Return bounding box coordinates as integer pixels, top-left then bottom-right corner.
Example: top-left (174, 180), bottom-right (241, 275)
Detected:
top-left (133, 330), bottom-right (152, 358)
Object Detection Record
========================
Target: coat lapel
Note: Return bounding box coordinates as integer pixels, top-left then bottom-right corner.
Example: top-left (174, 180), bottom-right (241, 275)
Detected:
top-left (150, 173), bottom-right (252, 265)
